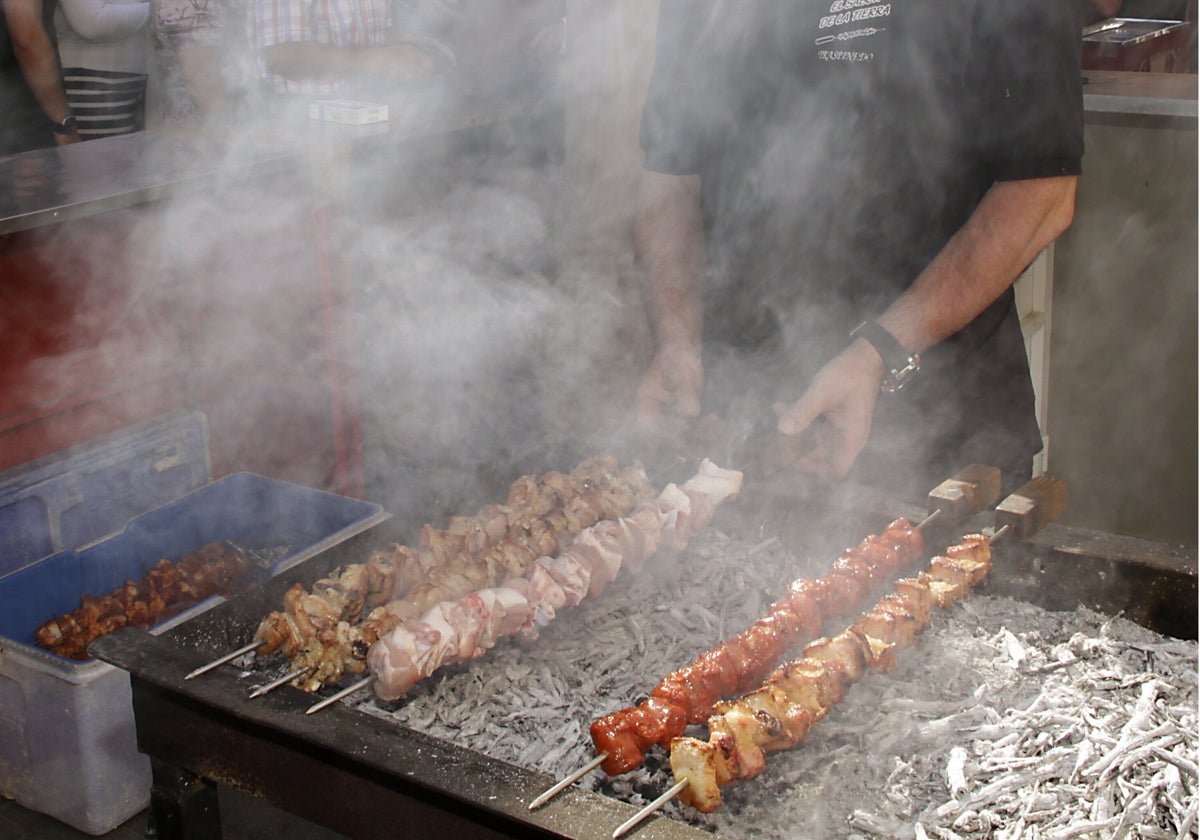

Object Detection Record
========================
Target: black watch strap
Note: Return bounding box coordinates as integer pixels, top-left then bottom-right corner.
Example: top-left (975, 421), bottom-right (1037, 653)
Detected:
top-left (851, 320), bottom-right (920, 392)
top-left (52, 114), bottom-right (78, 135)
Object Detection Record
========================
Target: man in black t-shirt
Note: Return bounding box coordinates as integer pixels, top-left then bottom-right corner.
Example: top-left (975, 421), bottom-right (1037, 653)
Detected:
top-left (635, 0), bottom-right (1085, 496)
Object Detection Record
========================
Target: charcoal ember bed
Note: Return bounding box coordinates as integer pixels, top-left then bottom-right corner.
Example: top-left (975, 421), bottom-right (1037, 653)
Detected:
top-left (312, 523), bottom-right (1200, 840)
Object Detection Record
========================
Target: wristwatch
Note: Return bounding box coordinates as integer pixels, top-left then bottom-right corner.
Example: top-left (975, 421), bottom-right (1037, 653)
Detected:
top-left (851, 320), bottom-right (920, 392)
top-left (52, 115), bottom-right (78, 135)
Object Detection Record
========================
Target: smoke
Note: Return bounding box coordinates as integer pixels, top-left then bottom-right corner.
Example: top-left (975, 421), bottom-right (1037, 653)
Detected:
top-left (20, 2), bottom-right (1186, 542)
top-left (101, 1), bottom-right (582, 523)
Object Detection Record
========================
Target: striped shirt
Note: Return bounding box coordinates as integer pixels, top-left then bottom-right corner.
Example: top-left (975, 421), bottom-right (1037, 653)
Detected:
top-left (250, 0), bottom-right (392, 95)
top-left (62, 68), bottom-right (146, 139)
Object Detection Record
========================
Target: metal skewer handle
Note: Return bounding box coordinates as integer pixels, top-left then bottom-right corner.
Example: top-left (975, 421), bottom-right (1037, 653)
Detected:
top-left (528, 753), bottom-right (608, 811)
top-left (248, 667), bottom-right (310, 699)
top-left (306, 675), bottom-right (376, 715)
top-left (184, 641), bottom-right (258, 680)
top-left (611, 778), bottom-right (689, 839)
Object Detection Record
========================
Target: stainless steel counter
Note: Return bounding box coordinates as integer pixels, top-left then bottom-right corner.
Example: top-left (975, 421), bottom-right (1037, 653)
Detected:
top-left (0, 65), bottom-right (559, 237)
top-left (0, 132), bottom-right (297, 236)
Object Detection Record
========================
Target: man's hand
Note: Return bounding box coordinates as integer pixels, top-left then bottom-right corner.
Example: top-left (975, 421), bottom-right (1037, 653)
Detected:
top-left (636, 342), bottom-right (704, 426)
top-left (773, 338), bottom-right (883, 478)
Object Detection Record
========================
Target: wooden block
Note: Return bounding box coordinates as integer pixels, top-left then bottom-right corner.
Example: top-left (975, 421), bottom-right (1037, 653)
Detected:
top-left (927, 464), bottom-right (1003, 526)
top-left (994, 476), bottom-right (1068, 540)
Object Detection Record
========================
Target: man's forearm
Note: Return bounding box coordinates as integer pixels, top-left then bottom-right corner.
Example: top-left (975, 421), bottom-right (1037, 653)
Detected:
top-left (877, 175), bottom-right (1077, 354)
top-left (4, 0), bottom-right (72, 123)
top-left (634, 169), bottom-right (707, 350)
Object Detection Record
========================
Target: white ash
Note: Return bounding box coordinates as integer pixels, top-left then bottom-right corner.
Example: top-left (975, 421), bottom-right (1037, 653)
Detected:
top-left (349, 527), bottom-right (1198, 839)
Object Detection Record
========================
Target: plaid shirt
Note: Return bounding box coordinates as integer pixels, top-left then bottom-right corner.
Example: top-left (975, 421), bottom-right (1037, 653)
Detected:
top-left (251, 0), bottom-right (391, 94)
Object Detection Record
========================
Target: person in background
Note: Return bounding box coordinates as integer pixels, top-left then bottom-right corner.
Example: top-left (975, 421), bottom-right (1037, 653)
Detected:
top-left (391, 0), bottom-right (564, 68)
top-left (1, 0), bottom-right (80, 154)
top-left (151, 0), bottom-right (241, 125)
top-left (634, 1), bottom-right (1085, 498)
top-left (55, 0), bottom-right (149, 138)
top-left (249, 0), bottom-right (452, 95)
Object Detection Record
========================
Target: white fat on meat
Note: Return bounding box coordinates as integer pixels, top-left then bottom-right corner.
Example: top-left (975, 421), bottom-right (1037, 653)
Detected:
top-left (367, 624), bottom-right (422, 700)
top-left (682, 458), bottom-right (744, 506)
top-left (447, 594), bottom-right (490, 659)
top-left (412, 605), bottom-right (457, 674)
top-left (369, 460), bottom-right (742, 701)
top-left (524, 564), bottom-right (568, 636)
top-left (574, 525), bottom-right (625, 598)
top-left (371, 586), bottom-right (533, 700)
top-left (681, 459), bottom-right (743, 532)
top-left (491, 586), bottom-right (533, 637)
top-left (657, 483), bottom-right (694, 549)
top-left (628, 499), bottom-right (668, 558)
top-left (537, 552), bottom-right (591, 606)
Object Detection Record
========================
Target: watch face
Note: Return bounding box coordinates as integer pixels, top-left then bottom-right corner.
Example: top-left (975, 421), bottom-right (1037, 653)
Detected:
top-left (881, 357), bottom-right (920, 393)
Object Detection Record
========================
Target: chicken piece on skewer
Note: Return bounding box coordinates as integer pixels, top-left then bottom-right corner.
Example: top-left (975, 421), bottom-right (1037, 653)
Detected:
top-left (369, 461), bottom-right (743, 702)
top-left (249, 458), bottom-right (648, 666)
top-left (266, 458), bottom-right (663, 693)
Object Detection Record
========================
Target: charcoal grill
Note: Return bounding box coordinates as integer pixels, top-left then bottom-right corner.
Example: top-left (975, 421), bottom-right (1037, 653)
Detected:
top-left (91, 481), bottom-right (1197, 840)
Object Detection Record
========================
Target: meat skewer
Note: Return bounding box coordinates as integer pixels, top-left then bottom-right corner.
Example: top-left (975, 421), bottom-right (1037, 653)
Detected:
top-left (528, 464), bottom-right (1002, 810)
top-left (305, 459), bottom-right (746, 711)
top-left (611, 475), bottom-right (1066, 838)
top-left (667, 534), bottom-right (995, 814)
top-left (188, 456), bottom-right (651, 689)
top-left (270, 458), bottom-right (659, 694)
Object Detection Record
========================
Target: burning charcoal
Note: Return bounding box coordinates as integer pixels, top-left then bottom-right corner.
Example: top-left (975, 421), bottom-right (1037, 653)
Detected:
top-left (338, 524), bottom-right (1196, 839)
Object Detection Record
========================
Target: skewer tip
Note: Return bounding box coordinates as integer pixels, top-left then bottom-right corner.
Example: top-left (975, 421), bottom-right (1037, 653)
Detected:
top-left (184, 640), bottom-right (261, 680)
top-left (304, 674), bottom-right (376, 715)
top-left (527, 753), bottom-right (608, 810)
top-left (248, 666), bottom-right (310, 699)
top-left (611, 778), bottom-right (688, 839)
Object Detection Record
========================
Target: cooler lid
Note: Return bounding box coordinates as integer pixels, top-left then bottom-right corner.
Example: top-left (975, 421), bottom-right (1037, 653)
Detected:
top-left (0, 411), bottom-right (210, 578)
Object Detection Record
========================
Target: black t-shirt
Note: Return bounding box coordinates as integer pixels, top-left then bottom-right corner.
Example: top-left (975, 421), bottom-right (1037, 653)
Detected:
top-left (0, 0), bottom-right (60, 156)
top-left (641, 0), bottom-right (1084, 494)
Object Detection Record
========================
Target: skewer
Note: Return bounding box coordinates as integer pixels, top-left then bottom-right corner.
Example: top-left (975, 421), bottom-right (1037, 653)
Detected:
top-left (626, 475), bottom-right (1068, 825)
top-left (611, 778), bottom-right (689, 839)
top-left (188, 457), bottom-right (660, 685)
top-left (184, 641), bottom-right (258, 680)
top-left (305, 674), bottom-right (376, 715)
top-left (248, 667), bottom-right (310, 699)
top-left (528, 463), bottom-right (1004, 811)
top-left (528, 754), bottom-right (608, 811)
top-left (527, 753), bottom-right (608, 811)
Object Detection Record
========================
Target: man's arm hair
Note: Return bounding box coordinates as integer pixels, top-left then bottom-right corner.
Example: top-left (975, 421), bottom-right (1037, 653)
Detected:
top-left (634, 169), bottom-right (708, 352)
top-left (877, 175), bottom-right (1077, 354)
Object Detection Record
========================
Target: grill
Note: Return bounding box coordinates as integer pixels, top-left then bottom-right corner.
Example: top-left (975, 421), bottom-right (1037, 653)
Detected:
top-left (91, 479), bottom-right (1197, 840)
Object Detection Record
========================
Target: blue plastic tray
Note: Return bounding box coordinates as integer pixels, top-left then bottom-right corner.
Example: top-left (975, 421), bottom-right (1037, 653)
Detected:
top-left (0, 471), bottom-right (387, 653)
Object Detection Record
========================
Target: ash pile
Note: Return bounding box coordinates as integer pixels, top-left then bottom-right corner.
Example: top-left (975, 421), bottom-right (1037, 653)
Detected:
top-left (351, 525), bottom-right (1197, 840)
